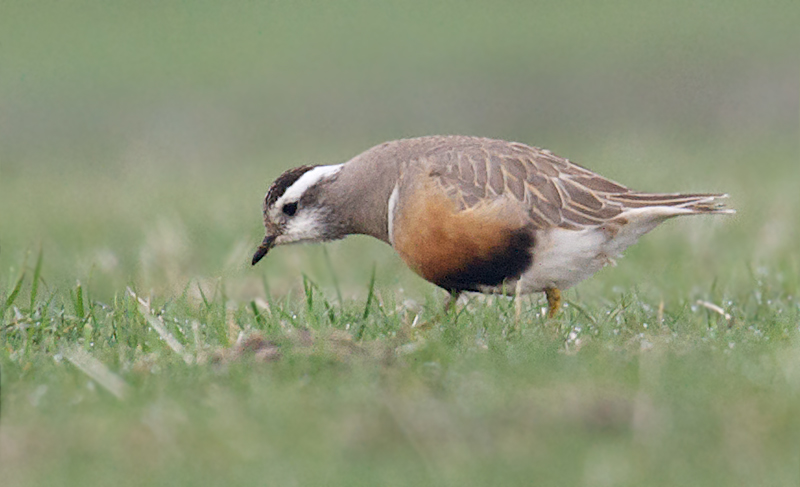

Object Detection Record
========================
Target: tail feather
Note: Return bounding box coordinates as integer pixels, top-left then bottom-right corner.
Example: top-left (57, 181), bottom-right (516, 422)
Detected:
top-left (598, 194), bottom-right (733, 260)
top-left (609, 192), bottom-right (734, 214)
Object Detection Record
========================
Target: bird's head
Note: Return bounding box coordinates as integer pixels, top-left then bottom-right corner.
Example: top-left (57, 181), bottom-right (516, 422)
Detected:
top-left (252, 164), bottom-right (345, 265)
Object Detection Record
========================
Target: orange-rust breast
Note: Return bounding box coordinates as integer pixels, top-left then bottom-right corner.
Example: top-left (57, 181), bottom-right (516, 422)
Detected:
top-left (392, 183), bottom-right (534, 292)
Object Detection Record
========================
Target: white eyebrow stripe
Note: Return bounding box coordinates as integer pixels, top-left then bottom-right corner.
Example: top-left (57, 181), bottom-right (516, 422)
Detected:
top-left (277, 164), bottom-right (343, 205)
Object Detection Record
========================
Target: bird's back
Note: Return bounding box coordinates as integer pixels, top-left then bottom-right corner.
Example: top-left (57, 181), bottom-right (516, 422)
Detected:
top-left (362, 136), bottom-right (731, 293)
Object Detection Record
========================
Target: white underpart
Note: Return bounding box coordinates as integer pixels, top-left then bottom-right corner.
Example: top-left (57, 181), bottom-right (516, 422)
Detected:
top-left (273, 164), bottom-right (343, 211)
top-left (601, 206), bottom-right (697, 259)
top-left (387, 183), bottom-right (400, 245)
top-left (515, 206), bottom-right (702, 293)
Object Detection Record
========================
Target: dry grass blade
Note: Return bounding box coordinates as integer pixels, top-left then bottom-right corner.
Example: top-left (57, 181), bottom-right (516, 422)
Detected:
top-left (696, 300), bottom-right (733, 325)
top-left (64, 345), bottom-right (129, 400)
top-left (127, 287), bottom-right (193, 365)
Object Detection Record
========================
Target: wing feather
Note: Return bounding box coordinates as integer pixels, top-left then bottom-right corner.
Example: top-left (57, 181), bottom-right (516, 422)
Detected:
top-left (403, 136), bottom-right (730, 230)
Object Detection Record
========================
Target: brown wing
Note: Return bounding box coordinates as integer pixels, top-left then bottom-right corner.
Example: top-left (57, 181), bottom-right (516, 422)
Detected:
top-left (385, 136), bottom-right (730, 229)
top-left (416, 137), bottom-right (631, 230)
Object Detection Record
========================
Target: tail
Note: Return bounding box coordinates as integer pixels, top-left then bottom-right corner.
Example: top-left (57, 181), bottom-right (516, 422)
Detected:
top-left (607, 192), bottom-right (735, 214)
top-left (598, 193), bottom-right (733, 259)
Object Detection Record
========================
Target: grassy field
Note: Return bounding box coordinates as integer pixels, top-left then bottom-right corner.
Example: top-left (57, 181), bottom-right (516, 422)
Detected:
top-left (2, 1), bottom-right (799, 485)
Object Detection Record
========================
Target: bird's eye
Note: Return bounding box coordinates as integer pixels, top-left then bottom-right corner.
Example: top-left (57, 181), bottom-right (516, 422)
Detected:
top-left (282, 202), bottom-right (298, 216)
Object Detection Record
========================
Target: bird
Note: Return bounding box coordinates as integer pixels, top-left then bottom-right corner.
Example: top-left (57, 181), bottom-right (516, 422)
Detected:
top-left (251, 136), bottom-right (733, 317)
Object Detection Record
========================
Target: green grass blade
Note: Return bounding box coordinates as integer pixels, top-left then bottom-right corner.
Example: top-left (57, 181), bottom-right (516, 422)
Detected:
top-left (74, 281), bottom-right (85, 319)
top-left (250, 300), bottom-right (266, 329)
top-left (302, 274), bottom-right (314, 312)
top-left (322, 297), bottom-right (336, 325)
top-left (354, 265), bottom-right (377, 341)
top-left (322, 247), bottom-right (343, 308)
top-left (196, 280), bottom-right (211, 311)
top-left (29, 246), bottom-right (44, 313)
top-left (565, 299), bottom-right (598, 326)
top-left (361, 263), bottom-right (377, 322)
top-left (2, 270), bottom-right (26, 316)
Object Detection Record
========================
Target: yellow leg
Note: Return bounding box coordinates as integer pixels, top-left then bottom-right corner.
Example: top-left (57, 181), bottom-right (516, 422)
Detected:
top-left (545, 288), bottom-right (562, 318)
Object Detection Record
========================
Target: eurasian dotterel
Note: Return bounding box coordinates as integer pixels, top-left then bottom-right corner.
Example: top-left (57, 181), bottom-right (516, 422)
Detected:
top-left (252, 136), bottom-right (733, 317)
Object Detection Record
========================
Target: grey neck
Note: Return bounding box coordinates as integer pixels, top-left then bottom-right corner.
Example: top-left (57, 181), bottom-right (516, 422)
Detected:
top-left (322, 145), bottom-right (403, 244)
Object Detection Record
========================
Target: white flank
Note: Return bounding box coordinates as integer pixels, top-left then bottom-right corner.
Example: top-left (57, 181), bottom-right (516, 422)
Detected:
top-left (276, 164), bottom-right (343, 208)
top-left (601, 206), bottom-right (694, 258)
top-left (387, 183), bottom-right (400, 245)
top-left (520, 204), bottom-right (715, 292)
top-left (521, 227), bottom-right (609, 292)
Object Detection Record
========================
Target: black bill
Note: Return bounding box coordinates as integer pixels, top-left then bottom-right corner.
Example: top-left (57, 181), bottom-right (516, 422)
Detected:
top-left (251, 235), bottom-right (277, 265)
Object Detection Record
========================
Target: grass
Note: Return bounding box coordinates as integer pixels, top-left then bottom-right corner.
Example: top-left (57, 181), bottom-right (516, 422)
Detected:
top-left (3, 154), bottom-right (799, 485)
top-left (2, 252), bottom-right (800, 486)
top-left (2, 0), bottom-right (800, 485)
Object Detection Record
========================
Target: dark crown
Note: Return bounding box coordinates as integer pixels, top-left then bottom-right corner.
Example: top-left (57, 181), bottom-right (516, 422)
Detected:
top-left (264, 166), bottom-right (316, 209)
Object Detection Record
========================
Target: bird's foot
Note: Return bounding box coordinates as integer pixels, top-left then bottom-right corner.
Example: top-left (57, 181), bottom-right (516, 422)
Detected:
top-left (545, 287), bottom-right (562, 318)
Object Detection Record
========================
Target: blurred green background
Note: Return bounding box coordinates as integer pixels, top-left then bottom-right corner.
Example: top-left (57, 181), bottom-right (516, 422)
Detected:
top-left (2, 1), bottom-right (800, 486)
top-left (1, 0), bottom-right (797, 299)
